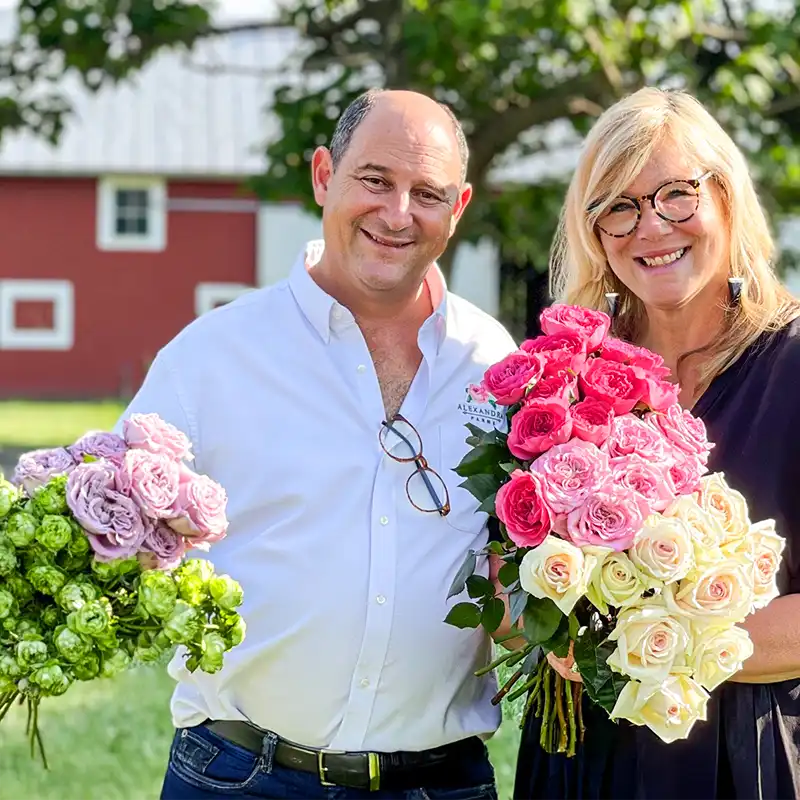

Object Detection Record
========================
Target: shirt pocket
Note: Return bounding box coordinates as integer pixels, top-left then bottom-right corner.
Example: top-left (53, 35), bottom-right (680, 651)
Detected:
top-left (437, 424), bottom-right (491, 535)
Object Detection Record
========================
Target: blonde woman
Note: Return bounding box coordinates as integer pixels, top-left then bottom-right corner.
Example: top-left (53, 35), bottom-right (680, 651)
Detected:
top-left (513, 88), bottom-right (800, 799)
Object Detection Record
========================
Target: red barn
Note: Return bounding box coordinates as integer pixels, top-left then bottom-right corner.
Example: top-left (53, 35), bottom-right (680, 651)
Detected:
top-left (0, 18), bottom-right (503, 399)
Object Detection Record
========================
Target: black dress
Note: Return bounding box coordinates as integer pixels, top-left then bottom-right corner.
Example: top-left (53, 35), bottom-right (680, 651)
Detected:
top-left (513, 318), bottom-right (800, 800)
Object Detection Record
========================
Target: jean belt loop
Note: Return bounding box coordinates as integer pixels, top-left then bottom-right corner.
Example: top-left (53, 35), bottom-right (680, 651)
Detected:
top-left (259, 730), bottom-right (279, 774)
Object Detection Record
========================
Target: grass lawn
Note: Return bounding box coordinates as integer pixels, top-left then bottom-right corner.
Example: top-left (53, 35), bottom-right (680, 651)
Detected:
top-left (0, 666), bottom-right (521, 800)
top-left (0, 400), bottom-right (125, 447)
top-left (0, 402), bottom-right (522, 798)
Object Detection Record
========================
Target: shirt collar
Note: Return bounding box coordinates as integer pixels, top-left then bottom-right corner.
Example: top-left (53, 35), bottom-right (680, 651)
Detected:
top-left (288, 239), bottom-right (449, 351)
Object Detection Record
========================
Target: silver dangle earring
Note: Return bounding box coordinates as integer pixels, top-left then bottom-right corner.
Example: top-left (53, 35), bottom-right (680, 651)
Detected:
top-left (605, 292), bottom-right (620, 332)
top-left (728, 277), bottom-right (744, 306)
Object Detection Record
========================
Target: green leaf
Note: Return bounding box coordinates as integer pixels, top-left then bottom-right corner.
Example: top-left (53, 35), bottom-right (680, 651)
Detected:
top-left (458, 474), bottom-right (499, 503)
top-left (499, 462), bottom-right (519, 474)
top-left (573, 613), bottom-right (629, 714)
top-left (540, 615), bottom-right (570, 658)
top-left (509, 588), bottom-right (528, 625)
top-left (454, 443), bottom-right (508, 478)
top-left (478, 492), bottom-right (497, 514)
top-left (444, 602), bottom-right (482, 629)
top-left (486, 541), bottom-right (506, 556)
top-left (522, 596), bottom-right (563, 646)
top-left (466, 574), bottom-right (495, 599)
top-left (481, 596), bottom-right (505, 634)
top-left (447, 550), bottom-right (477, 599)
top-left (568, 613), bottom-right (580, 641)
top-left (497, 561), bottom-right (519, 587)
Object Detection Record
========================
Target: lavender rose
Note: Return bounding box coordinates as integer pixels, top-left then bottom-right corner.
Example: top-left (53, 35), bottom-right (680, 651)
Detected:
top-left (167, 467), bottom-right (229, 544)
top-left (118, 449), bottom-right (180, 520)
top-left (139, 522), bottom-right (188, 570)
top-left (123, 413), bottom-right (193, 462)
top-left (68, 431), bottom-right (128, 464)
top-left (66, 462), bottom-right (147, 561)
top-left (12, 447), bottom-right (76, 495)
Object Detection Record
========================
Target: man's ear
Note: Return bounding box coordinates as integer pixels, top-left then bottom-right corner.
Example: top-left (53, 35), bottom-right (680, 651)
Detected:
top-left (311, 147), bottom-right (335, 207)
top-left (449, 183), bottom-right (473, 237)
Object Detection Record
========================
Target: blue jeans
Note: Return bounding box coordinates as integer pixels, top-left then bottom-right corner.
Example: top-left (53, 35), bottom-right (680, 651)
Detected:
top-left (160, 724), bottom-right (498, 800)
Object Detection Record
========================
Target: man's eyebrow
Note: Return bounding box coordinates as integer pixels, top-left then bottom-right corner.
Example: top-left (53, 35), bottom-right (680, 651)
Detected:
top-left (354, 162), bottom-right (392, 174)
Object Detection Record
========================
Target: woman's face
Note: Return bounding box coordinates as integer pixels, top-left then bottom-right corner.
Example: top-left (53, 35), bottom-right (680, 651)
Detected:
top-left (596, 144), bottom-right (729, 312)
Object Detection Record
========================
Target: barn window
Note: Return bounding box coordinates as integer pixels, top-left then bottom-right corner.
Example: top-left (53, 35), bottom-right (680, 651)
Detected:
top-left (0, 280), bottom-right (74, 351)
top-left (97, 176), bottom-right (167, 251)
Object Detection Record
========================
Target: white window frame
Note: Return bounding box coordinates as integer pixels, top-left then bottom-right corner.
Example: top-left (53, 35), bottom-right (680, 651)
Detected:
top-left (194, 283), bottom-right (253, 316)
top-left (97, 175), bottom-right (167, 252)
top-left (0, 280), bottom-right (74, 351)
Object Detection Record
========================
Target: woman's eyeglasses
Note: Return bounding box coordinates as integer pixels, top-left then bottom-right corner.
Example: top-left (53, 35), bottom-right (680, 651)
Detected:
top-left (379, 414), bottom-right (451, 517)
top-left (591, 171), bottom-right (713, 238)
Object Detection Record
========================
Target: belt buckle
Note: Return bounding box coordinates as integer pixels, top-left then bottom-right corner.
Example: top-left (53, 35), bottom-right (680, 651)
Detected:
top-left (316, 750), bottom-right (381, 791)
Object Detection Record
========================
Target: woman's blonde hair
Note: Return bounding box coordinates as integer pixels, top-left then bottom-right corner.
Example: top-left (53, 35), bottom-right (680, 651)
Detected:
top-left (550, 86), bottom-right (800, 392)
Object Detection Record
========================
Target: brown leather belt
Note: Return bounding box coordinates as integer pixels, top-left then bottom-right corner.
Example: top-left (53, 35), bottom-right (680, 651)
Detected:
top-left (203, 719), bottom-right (481, 792)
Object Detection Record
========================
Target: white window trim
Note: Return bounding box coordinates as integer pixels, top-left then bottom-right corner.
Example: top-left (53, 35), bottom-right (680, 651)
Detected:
top-left (195, 283), bottom-right (253, 316)
top-left (97, 175), bottom-right (167, 252)
top-left (0, 280), bottom-right (74, 351)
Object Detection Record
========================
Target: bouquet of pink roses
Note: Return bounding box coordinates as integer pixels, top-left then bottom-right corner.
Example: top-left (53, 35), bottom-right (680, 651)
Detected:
top-left (446, 304), bottom-right (785, 754)
top-left (0, 413), bottom-right (244, 766)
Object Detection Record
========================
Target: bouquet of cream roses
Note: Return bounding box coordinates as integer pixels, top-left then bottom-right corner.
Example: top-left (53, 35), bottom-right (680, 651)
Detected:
top-left (446, 303), bottom-right (785, 753)
top-left (0, 413), bottom-right (244, 766)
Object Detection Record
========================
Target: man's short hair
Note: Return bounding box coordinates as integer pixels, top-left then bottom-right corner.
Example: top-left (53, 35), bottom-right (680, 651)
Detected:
top-left (329, 88), bottom-right (469, 184)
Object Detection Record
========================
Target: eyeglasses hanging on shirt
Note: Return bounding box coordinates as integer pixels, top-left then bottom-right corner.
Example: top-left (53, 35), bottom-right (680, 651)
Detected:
top-left (379, 415), bottom-right (451, 517)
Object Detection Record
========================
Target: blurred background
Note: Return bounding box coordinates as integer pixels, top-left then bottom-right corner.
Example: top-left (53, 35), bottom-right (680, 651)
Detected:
top-left (2, 0), bottom-right (800, 796)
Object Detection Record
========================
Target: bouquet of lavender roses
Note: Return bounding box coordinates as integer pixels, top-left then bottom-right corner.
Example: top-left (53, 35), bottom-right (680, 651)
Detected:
top-left (0, 413), bottom-right (244, 766)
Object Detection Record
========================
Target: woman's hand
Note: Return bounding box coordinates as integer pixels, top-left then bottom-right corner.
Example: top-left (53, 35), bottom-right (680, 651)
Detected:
top-left (546, 642), bottom-right (582, 683)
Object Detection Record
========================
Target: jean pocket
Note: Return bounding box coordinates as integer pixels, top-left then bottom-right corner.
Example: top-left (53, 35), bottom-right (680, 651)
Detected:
top-left (169, 728), bottom-right (262, 794)
top-left (420, 783), bottom-right (498, 800)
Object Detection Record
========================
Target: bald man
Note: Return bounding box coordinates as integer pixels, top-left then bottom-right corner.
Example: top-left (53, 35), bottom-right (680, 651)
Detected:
top-left (120, 89), bottom-right (517, 799)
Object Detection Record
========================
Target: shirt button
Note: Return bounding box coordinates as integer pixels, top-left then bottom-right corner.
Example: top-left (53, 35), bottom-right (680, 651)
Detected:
top-left (360, 678), bottom-right (370, 688)
top-left (356, 364), bottom-right (366, 373)
top-left (376, 595), bottom-right (386, 605)
top-left (379, 516), bottom-right (389, 526)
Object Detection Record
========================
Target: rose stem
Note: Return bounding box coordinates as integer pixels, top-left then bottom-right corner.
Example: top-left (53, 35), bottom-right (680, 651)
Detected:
top-left (491, 668), bottom-right (524, 705)
top-left (574, 682), bottom-right (585, 744)
top-left (565, 672), bottom-right (576, 757)
top-left (539, 662), bottom-right (553, 752)
top-left (554, 672), bottom-right (568, 753)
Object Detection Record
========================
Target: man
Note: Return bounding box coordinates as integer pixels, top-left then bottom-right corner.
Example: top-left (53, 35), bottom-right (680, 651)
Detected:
top-left (119, 88), bottom-right (517, 799)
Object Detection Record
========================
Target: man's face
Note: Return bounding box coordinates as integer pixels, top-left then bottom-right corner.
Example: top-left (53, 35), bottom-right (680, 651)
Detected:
top-left (311, 98), bottom-right (472, 296)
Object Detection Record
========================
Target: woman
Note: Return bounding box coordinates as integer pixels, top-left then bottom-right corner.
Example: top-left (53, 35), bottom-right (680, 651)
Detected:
top-left (512, 87), bottom-right (800, 799)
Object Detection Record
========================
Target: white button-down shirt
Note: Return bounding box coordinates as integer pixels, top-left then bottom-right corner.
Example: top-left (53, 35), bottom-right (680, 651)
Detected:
top-left (117, 241), bottom-right (517, 752)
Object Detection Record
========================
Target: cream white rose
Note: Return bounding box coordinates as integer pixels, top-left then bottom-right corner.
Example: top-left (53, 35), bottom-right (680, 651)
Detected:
top-left (664, 560), bottom-right (754, 626)
top-left (585, 549), bottom-right (646, 614)
top-left (690, 624), bottom-right (754, 691)
top-left (607, 606), bottom-right (690, 683)
top-left (519, 535), bottom-right (599, 615)
top-left (630, 515), bottom-right (694, 585)
top-left (610, 674), bottom-right (710, 744)
top-left (663, 496), bottom-right (726, 570)
top-left (743, 519), bottom-right (786, 610)
top-left (698, 473), bottom-right (750, 552)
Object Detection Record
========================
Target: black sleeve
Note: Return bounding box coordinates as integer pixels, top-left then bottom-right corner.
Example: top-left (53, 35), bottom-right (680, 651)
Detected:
top-left (488, 516), bottom-right (503, 543)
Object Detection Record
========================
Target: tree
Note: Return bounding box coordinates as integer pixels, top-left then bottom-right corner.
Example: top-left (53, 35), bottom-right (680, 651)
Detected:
top-left (7, 0), bottom-right (800, 333)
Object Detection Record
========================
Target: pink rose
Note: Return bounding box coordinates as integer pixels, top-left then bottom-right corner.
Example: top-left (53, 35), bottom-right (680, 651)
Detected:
top-left (579, 358), bottom-right (648, 415)
top-left (507, 398), bottom-right (573, 461)
top-left (667, 450), bottom-right (707, 496)
top-left (610, 454), bottom-right (676, 513)
top-left (639, 376), bottom-right (680, 413)
top-left (570, 398), bottom-right (615, 447)
top-left (602, 414), bottom-right (670, 462)
top-left (495, 469), bottom-right (554, 549)
top-left (566, 486), bottom-right (650, 551)
top-left (524, 369), bottom-right (577, 404)
top-left (138, 521), bottom-right (188, 570)
top-left (647, 404), bottom-right (713, 464)
top-left (123, 412), bottom-right (193, 462)
top-left (482, 351), bottom-right (544, 406)
top-left (531, 440), bottom-right (611, 515)
top-left (540, 304), bottom-right (611, 353)
top-left (599, 338), bottom-right (671, 379)
top-left (520, 332), bottom-right (587, 376)
top-left (118, 449), bottom-right (181, 519)
top-left (167, 466), bottom-right (228, 543)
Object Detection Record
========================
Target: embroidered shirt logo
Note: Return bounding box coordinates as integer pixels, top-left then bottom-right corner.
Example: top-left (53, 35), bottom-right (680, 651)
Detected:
top-left (458, 384), bottom-right (507, 431)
